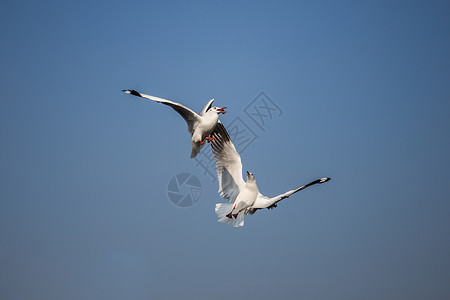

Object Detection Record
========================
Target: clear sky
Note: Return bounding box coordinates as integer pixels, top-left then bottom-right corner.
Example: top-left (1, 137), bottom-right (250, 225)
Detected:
top-left (1, 0), bottom-right (449, 299)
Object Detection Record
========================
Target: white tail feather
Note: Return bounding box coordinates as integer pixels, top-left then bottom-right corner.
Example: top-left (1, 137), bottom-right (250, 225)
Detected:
top-left (190, 142), bottom-right (203, 158)
top-left (215, 203), bottom-right (233, 218)
top-left (215, 203), bottom-right (245, 227)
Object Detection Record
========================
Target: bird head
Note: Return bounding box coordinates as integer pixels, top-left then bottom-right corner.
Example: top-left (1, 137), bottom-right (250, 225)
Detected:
top-left (246, 171), bottom-right (255, 182)
top-left (211, 106), bottom-right (227, 114)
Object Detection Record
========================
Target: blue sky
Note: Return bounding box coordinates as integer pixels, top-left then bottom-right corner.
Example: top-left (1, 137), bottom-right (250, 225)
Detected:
top-left (1, 0), bottom-right (449, 299)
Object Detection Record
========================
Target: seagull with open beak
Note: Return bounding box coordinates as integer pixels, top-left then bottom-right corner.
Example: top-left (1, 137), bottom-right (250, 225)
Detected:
top-left (123, 89), bottom-right (227, 158)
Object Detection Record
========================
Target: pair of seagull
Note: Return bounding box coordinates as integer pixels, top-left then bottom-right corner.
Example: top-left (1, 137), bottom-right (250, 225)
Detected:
top-left (123, 89), bottom-right (330, 227)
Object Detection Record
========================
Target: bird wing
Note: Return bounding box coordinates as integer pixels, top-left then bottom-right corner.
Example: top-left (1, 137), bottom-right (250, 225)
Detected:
top-left (211, 121), bottom-right (246, 203)
top-left (123, 89), bottom-right (200, 133)
top-left (199, 99), bottom-right (215, 116)
top-left (245, 177), bottom-right (331, 214)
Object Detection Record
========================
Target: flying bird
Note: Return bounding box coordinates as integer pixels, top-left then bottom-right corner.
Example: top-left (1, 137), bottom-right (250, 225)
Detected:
top-left (122, 89), bottom-right (226, 158)
top-left (211, 123), bottom-right (330, 227)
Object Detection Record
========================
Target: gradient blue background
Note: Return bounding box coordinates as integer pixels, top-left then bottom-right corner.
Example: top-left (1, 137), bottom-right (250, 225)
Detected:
top-left (1, 0), bottom-right (449, 299)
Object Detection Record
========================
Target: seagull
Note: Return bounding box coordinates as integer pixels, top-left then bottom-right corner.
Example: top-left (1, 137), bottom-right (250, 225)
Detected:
top-left (122, 89), bottom-right (226, 158)
top-left (211, 122), bottom-right (331, 227)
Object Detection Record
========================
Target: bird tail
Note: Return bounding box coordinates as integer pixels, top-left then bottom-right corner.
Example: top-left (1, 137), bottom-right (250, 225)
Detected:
top-left (190, 142), bottom-right (204, 158)
top-left (215, 203), bottom-right (245, 227)
top-left (215, 203), bottom-right (233, 218)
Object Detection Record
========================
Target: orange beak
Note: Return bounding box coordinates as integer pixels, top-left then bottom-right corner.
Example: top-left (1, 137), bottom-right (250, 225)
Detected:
top-left (218, 107), bottom-right (227, 114)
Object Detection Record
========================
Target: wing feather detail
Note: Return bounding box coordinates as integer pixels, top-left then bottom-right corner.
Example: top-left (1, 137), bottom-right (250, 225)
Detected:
top-left (210, 122), bottom-right (245, 203)
top-left (123, 89), bottom-right (200, 133)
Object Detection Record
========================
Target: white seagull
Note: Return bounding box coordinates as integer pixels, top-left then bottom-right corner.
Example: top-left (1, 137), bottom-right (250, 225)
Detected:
top-left (211, 123), bottom-right (331, 227)
top-left (123, 89), bottom-right (226, 158)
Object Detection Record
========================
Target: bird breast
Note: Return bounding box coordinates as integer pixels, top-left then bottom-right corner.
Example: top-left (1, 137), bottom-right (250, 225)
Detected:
top-left (237, 182), bottom-right (259, 206)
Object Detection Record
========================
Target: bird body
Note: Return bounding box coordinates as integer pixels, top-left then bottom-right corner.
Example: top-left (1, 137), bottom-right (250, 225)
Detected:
top-left (211, 122), bottom-right (330, 227)
top-left (190, 110), bottom-right (220, 157)
top-left (122, 89), bottom-right (226, 158)
top-left (215, 171), bottom-right (259, 227)
top-left (233, 176), bottom-right (259, 213)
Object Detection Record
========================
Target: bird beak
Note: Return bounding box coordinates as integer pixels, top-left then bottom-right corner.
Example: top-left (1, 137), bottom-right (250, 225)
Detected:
top-left (218, 107), bottom-right (227, 114)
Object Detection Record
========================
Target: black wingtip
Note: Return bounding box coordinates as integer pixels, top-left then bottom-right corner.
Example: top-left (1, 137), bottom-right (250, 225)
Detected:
top-left (307, 177), bottom-right (331, 186)
top-left (316, 177), bottom-right (331, 184)
top-left (122, 89), bottom-right (142, 97)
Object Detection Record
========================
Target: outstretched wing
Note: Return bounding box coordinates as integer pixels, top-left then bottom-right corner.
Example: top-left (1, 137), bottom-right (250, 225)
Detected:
top-left (123, 89), bottom-right (200, 133)
top-left (245, 177), bottom-right (331, 215)
top-left (199, 99), bottom-right (215, 116)
top-left (211, 122), bottom-right (246, 203)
